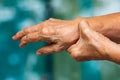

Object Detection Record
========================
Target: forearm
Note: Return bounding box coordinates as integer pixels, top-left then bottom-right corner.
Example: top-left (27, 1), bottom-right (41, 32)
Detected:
top-left (104, 41), bottom-right (120, 64)
top-left (75, 12), bottom-right (120, 43)
top-left (88, 13), bottom-right (120, 64)
top-left (68, 20), bottom-right (120, 64)
top-left (87, 12), bottom-right (120, 43)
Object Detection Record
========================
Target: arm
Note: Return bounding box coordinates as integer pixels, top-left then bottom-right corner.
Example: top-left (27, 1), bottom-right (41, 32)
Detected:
top-left (75, 12), bottom-right (120, 43)
top-left (68, 21), bottom-right (120, 64)
top-left (12, 12), bottom-right (120, 56)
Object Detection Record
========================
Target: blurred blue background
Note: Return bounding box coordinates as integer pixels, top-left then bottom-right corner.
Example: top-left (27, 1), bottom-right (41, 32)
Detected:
top-left (0, 0), bottom-right (120, 80)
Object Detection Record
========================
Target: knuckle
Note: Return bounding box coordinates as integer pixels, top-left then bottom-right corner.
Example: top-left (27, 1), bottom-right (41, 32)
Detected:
top-left (42, 27), bottom-right (55, 35)
top-left (22, 36), bottom-right (27, 41)
top-left (70, 52), bottom-right (79, 59)
top-left (42, 27), bottom-right (49, 35)
top-left (27, 34), bottom-right (38, 42)
top-left (22, 35), bottom-right (31, 42)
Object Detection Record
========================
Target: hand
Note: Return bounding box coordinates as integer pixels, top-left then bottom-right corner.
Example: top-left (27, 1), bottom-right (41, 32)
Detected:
top-left (67, 21), bottom-right (120, 62)
top-left (12, 18), bottom-right (81, 55)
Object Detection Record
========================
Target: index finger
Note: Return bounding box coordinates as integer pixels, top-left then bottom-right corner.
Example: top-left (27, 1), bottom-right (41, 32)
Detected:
top-left (12, 26), bottom-right (38, 40)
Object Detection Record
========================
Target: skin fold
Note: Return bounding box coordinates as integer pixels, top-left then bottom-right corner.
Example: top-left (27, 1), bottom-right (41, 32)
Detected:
top-left (12, 12), bottom-right (120, 64)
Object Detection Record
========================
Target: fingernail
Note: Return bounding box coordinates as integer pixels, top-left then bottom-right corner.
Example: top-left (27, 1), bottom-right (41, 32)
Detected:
top-left (12, 36), bottom-right (17, 40)
top-left (12, 36), bottom-right (15, 39)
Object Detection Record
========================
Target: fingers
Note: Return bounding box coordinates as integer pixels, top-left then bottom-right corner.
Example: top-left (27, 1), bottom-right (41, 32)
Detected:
top-left (68, 46), bottom-right (90, 62)
top-left (12, 26), bottom-right (38, 40)
top-left (68, 20), bottom-right (117, 62)
top-left (67, 21), bottom-right (90, 54)
top-left (20, 32), bottom-right (42, 47)
top-left (36, 44), bottom-right (62, 55)
top-left (14, 23), bottom-right (56, 48)
top-left (67, 21), bottom-right (97, 61)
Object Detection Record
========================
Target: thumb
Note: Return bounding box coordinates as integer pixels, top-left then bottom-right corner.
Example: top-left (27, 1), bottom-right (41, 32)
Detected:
top-left (79, 20), bottom-right (93, 40)
top-left (67, 21), bottom-right (90, 54)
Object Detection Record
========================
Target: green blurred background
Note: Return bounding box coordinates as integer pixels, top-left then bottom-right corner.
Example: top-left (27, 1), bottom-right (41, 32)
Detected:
top-left (0, 0), bottom-right (120, 80)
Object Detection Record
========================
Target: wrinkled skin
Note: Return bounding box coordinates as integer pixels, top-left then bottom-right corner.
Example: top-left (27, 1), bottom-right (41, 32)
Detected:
top-left (12, 18), bottom-right (80, 55)
top-left (67, 21), bottom-right (120, 63)
top-left (13, 12), bottom-right (120, 64)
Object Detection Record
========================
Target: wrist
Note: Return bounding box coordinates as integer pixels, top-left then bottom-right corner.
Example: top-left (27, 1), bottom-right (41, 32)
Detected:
top-left (105, 45), bottom-right (120, 64)
top-left (73, 17), bottom-right (103, 32)
top-left (73, 17), bottom-right (88, 24)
